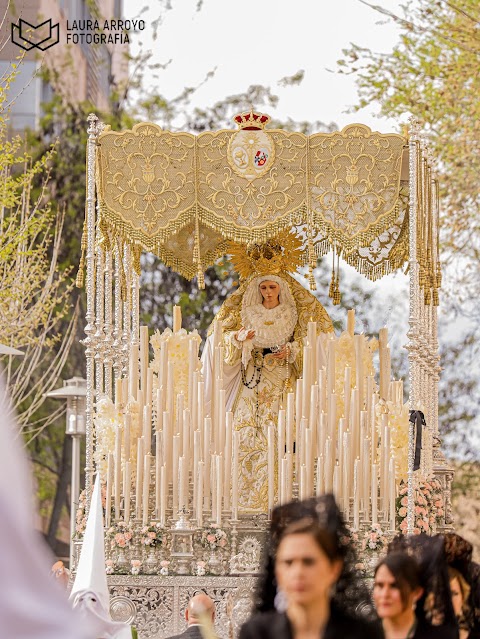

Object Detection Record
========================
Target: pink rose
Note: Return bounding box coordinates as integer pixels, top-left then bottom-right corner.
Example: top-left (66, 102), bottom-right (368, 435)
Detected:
top-left (148, 531), bottom-right (156, 538)
top-left (220, 539), bottom-right (227, 547)
top-left (399, 507), bottom-right (407, 517)
top-left (401, 497), bottom-right (408, 507)
top-left (117, 538), bottom-right (126, 547)
top-left (124, 532), bottom-right (132, 541)
top-left (207, 534), bottom-right (215, 543)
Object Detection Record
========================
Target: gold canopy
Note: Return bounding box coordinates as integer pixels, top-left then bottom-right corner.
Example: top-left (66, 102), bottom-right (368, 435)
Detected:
top-left (88, 113), bottom-right (438, 304)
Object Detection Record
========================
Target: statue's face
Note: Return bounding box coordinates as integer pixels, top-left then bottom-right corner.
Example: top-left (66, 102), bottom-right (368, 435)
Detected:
top-left (259, 280), bottom-right (280, 306)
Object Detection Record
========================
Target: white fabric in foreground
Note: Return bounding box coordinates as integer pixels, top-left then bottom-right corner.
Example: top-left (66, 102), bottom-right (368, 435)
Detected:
top-left (0, 370), bottom-right (95, 639)
top-left (70, 475), bottom-right (132, 638)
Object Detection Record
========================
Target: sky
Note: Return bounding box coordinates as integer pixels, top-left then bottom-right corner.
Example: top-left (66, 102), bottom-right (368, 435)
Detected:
top-left (125, 0), bottom-right (407, 132)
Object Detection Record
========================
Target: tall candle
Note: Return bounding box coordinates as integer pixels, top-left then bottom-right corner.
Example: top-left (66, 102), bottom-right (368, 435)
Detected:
top-left (354, 334), bottom-right (364, 407)
top-left (193, 430), bottom-right (200, 510)
top-left (305, 428), bottom-right (313, 495)
top-left (128, 343), bottom-right (138, 401)
top-left (203, 418), bottom-right (211, 511)
top-left (115, 377), bottom-right (123, 409)
top-left (347, 309), bottom-right (355, 336)
top-left (389, 458), bottom-right (396, 531)
top-left (114, 427), bottom-right (122, 518)
top-left (124, 412), bottom-right (131, 462)
top-left (173, 305), bottom-right (182, 333)
top-left (155, 431), bottom-right (162, 516)
top-left (327, 338), bottom-right (336, 397)
top-left (178, 456), bottom-right (186, 512)
top-left (167, 361), bottom-right (175, 418)
top-left (281, 457), bottom-right (288, 504)
top-left (286, 394), bottom-right (294, 454)
top-left (316, 456), bottom-right (324, 496)
top-left (302, 346), bottom-right (311, 421)
top-left (140, 325), bottom-right (149, 393)
top-left (300, 464), bottom-right (307, 501)
top-left (278, 409), bottom-right (286, 475)
top-left (317, 334), bottom-right (327, 371)
top-left (268, 424), bottom-right (275, 513)
top-left (344, 366), bottom-right (351, 425)
top-left (333, 463), bottom-right (340, 498)
top-left (371, 463), bottom-right (378, 525)
top-left (232, 431), bottom-right (239, 520)
top-left (215, 455), bottom-right (222, 526)
top-left (172, 435), bottom-right (179, 516)
top-left (224, 413), bottom-right (233, 509)
top-left (218, 389), bottom-right (226, 453)
top-left (105, 452), bottom-right (113, 527)
top-left (197, 462), bottom-right (204, 527)
top-left (123, 460), bottom-right (131, 524)
top-left (143, 404), bottom-right (151, 456)
top-left (135, 437), bottom-right (144, 520)
top-left (353, 459), bottom-right (360, 530)
top-left (160, 464), bottom-right (166, 526)
top-left (142, 453), bottom-right (151, 525)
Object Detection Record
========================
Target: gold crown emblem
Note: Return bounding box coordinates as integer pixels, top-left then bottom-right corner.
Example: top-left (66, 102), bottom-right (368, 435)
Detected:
top-left (228, 231), bottom-right (303, 279)
top-left (233, 108), bottom-right (271, 131)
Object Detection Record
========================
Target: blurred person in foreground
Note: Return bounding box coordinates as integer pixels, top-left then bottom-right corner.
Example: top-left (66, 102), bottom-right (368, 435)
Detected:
top-left (0, 371), bottom-right (95, 639)
top-left (239, 494), bottom-right (382, 639)
top-left (374, 535), bottom-right (458, 639)
top-left (443, 532), bottom-right (480, 639)
top-left (167, 593), bottom-right (216, 639)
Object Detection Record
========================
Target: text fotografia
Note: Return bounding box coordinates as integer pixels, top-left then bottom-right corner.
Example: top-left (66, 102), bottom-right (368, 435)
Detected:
top-left (66, 19), bottom-right (145, 44)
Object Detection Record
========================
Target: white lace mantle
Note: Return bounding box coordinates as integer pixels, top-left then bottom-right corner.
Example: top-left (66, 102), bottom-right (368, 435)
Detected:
top-left (241, 303), bottom-right (297, 349)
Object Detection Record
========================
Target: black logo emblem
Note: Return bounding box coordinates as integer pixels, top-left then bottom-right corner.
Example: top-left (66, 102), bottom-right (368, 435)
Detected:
top-left (11, 18), bottom-right (60, 51)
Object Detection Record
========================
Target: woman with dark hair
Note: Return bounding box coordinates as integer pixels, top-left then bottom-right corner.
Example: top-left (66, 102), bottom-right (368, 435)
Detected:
top-left (239, 495), bottom-right (382, 639)
top-left (374, 536), bottom-right (459, 639)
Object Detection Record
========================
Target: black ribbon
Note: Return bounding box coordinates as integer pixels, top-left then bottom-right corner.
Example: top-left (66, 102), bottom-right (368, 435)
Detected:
top-left (409, 410), bottom-right (426, 471)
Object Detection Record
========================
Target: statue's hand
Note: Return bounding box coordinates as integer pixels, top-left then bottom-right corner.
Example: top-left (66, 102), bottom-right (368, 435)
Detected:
top-left (273, 345), bottom-right (288, 360)
top-left (236, 327), bottom-right (255, 341)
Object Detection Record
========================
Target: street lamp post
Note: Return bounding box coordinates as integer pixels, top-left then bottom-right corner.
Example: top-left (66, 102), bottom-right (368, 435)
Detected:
top-left (46, 377), bottom-right (87, 569)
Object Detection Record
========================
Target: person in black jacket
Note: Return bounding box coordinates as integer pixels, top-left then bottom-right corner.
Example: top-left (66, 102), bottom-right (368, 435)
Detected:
top-left (239, 494), bottom-right (382, 639)
top-left (374, 536), bottom-right (459, 639)
top-left (166, 593), bottom-right (215, 639)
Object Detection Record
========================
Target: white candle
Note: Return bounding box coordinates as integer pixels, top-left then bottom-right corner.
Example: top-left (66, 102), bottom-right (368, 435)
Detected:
top-left (305, 428), bottom-right (313, 495)
top-left (281, 457), bottom-right (288, 504)
top-left (155, 430), bottom-right (161, 517)
top-left (197, 461), bottom-right (204, 527)
top-left (173, 305), bottom-right (182, 333)
top-left (163, 410), bottom-right (171, 483)
top-left (218, 389), bottom-right (226, 453)
top-left (316, 456), bottom-right (323, 496)
top-left (371, 463), bottom-right (378, 525)
top-left (324, 438), bottom-right (332, 491)
top-left (115, 377), bottom-right (123, 409)
top-left (344, 366), bottom-right (351, 426)
top-left (232, 431), bottom-right (239, 519)
top-left (167, 361), bottom-right (175, 418)
top-left (143, 404), bottom-right (151, 456)
top-left (354, 334), bottom-right (364, 407)
top-left (342, 432), bottom-right (350, 519)
top-left (317, 334), bottom-right (327, 371)
top-left (327, 338), bottom-right (336, 397)
top-left (193, 430), bottom-right (200, 511)
top-left (182, 407), bottom-right (190, 464)
top-left (203, 418), bottom-right (211, 511)
top-left (333, 463), bottom-right (340, 498)
top-left (142, 453), bottom-right (151, 525)
top-left (172, 435), bottom-right (179, 516)
top-left (114, 427), bottom-right (122, 518)
top-left (268, 424), bottom-right (275, 513)
top-left (347, 309), bottom-right (355, 336)
top-left (224, 412), bottom-right (233, 509)
top-left (353, 459), bottom-right (360, 530)
top-left (286, 394), bottom-right (294, 454)
top-left (389, 458), bottom-right (396, 531)
top-left (129, 343), bottom-right (138, 401)
top-left (215, 455), bottom-right (222, 525)
top-left (140, 325), bottom-right (149, 393)
top-left (278, 409), bottom-right (286, 476)
top-left (300, 464), bottom-right (307, 501)
top-left (302, 345), bottom-right (311, 421)
top-left (106, 452), bottom-right (113, 527)
top-left (124, 412), bottom-right (131, 462)
top-left (160, 464), bottom-right (166, 526)
top-left (135, 437), bottom-right (144, 520)
top-left (159, 341), bottom-right (168, 404)
top-left (178, 456), bottom-right (186, 512)
top-left (123, 460), bottom-right (131, 524)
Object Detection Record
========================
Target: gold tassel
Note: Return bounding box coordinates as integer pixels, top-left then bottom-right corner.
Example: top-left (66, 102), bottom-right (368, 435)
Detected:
top-left (194, 207), bottom-right (205, 289)
top-left (333, 264), bottom-right (341, 305)
top-left (117, 239), bottom-right (127, 302)
top-left (132, 245), bottom-right (142, 276)
top-left (432, 289), bottom-right (439, 306)
top-left (75, 212), bottom-right (88, 288)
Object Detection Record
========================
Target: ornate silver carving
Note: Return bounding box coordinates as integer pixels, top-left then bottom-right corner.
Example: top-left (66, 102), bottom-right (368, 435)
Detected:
top-left (108, 575), bottom-right (257, 639)
top-left (229, 536), bottom-right (261, 574)
top-left (110, 595), bottom-right (137, 624)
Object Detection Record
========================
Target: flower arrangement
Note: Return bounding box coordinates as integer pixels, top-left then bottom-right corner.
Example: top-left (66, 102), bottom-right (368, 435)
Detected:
top-left (199, 524), bottom-right (228, 550)
top-left (131, 560), bottom-right (141, 575)
top-left (196, 560), bottom-right (207, 576)
top-left (107, 521), bottom-right (134, 550)
top-left (159, 560), bottom-right (170, 575)
top-left (397, 477), bottom-right (445, 534)
top-left (141, 522), bottom-right (166, 548)
top-left (74, 483), bottom-right (109, 539)
top-left (105, 559), bottom-right (114, 574)
top-left (361, 523), bottom-right (388, 553)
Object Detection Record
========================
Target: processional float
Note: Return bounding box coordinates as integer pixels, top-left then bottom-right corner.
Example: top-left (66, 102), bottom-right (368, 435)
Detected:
top-left (76, 111), bottom-right (453, 637)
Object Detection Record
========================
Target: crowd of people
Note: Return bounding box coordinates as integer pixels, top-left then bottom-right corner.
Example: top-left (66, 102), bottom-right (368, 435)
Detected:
top-left (173, 495), bottom-right (479, 639)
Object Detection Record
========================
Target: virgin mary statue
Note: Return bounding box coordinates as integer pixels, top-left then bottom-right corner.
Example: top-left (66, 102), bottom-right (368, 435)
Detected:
top-left (202, 232), bottom-right (334, 513)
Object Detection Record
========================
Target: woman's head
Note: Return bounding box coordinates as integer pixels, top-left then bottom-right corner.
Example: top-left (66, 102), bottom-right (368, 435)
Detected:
top-left (448, 566), bottom-right (470, 618)
top-left (259, 279), bottom-right (281, 307)
top-left (274, 518), bottom-right (343, 608)
top-left (373, 553), bottom-right (424, 620)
